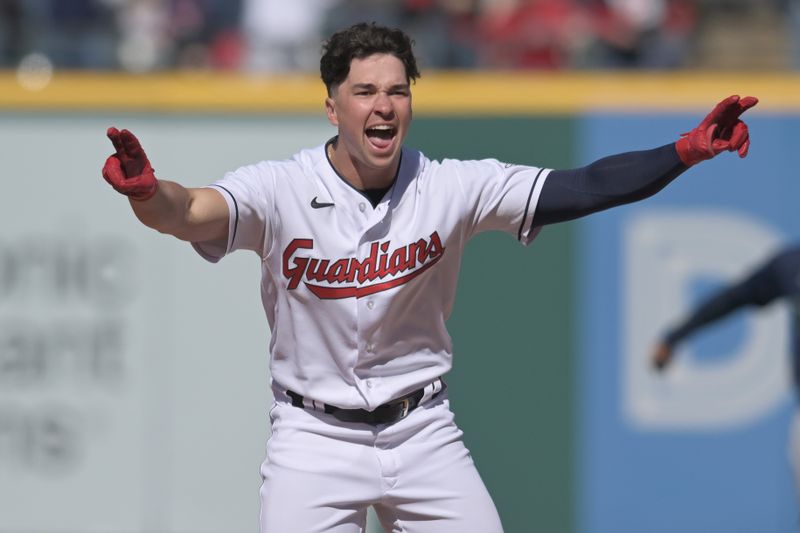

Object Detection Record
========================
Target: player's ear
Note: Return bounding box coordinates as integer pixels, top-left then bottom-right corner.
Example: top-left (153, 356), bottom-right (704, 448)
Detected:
top-left (325, 97), bottom-right (338, 127)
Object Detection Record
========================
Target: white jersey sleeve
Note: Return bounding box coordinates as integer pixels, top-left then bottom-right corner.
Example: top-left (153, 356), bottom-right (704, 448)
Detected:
top-left (192, 162), bottom-right (275, 262)
top-left (443, 158), bottom-right (551, 245)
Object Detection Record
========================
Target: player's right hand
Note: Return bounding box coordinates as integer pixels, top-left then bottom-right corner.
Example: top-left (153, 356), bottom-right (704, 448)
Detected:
top-left (652, 341), bottom-right (674, 372)
top-left (675, 94), bottom-right (758, 167)
top-left (102, 127), bottom-right (159, 201)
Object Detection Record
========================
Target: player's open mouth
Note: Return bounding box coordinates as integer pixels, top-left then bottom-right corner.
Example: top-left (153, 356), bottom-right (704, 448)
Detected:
top-left (366, 124), bottom-right (397, 150)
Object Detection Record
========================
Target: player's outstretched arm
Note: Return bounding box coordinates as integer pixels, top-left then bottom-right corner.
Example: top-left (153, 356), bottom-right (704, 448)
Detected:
top-left (102, 127), bottom-right (229, 243)
top-left (650, 253), bottom-right (781, 372)
top-left (535, 95), bottom-right (758, 226)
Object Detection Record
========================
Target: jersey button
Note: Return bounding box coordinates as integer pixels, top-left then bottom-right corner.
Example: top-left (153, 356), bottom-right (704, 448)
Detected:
top-left (358, 202), bottom-right (366, 212)
top-left (366, 300), bottom-right (374, 310)
top-left (366, 379), bottom-right (374, 389)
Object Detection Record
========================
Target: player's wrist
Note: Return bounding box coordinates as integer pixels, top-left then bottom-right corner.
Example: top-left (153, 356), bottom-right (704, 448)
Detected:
top-left (663, 331), bottom-right (680, 348)
top-left (127, 177), bottom-right (159, 201)
top-left (675, 133), bottom-right (712, 167)
top-left (675, 137), bottom-right (694, 166)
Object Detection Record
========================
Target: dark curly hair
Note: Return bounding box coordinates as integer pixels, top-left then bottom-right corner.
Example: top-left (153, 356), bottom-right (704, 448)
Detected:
top-left (320, 22), bottom-right (420, 96)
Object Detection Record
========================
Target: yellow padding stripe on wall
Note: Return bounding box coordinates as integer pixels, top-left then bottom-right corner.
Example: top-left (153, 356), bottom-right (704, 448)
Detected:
top-left (1, 71), bottom-right (799, 113)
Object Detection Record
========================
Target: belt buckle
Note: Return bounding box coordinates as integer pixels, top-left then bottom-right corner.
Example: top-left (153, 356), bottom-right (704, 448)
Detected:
top-left (399, 398), bottom-right (411, 419)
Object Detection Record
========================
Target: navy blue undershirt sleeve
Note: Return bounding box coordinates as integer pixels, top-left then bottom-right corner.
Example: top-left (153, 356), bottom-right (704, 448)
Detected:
top-left (664, 255), bottom-right (785, 347)
top-left (534, 143), bottom-right (687, 226)
top-left (659, 247), bottom-right (800, 396)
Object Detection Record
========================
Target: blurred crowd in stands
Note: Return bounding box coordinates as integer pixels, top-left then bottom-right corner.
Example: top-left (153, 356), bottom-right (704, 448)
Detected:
top-left (0, 0), bottom-right (797, 73)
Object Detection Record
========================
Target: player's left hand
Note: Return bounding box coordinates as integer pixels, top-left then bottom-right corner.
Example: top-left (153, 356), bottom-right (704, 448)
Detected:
top-left (652, 341), bottom-right (674, 371)
top-left (675, 94), bottom-right (758, 167)
top-left (102, 127), bottom-right (159, 201)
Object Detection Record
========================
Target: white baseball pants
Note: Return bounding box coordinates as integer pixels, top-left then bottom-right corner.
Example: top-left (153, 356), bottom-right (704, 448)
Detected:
top-left (259, 392), bottom-right (504, 533)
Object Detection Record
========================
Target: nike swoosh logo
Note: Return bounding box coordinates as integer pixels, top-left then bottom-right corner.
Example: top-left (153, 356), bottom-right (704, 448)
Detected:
top-left (310, 197), bottom-right (335, 209)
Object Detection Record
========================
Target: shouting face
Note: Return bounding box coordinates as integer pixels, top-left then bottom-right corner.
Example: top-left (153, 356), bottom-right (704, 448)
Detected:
top-left (325, 53), bottom-right (412, 190)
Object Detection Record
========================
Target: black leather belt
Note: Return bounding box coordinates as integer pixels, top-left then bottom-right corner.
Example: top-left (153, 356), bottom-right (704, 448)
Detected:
top-left (286, 380), bottom-right (445, 425)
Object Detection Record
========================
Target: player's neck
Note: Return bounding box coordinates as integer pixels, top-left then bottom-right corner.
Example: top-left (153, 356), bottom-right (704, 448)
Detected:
top-left (327, 141), bottom-right (399, 191)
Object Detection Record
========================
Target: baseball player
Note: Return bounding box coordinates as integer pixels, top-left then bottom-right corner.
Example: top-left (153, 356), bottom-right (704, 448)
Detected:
top-left (652, 246), bottom-right (800, 493)
top-left (101, 22), bottom-right (757, 533)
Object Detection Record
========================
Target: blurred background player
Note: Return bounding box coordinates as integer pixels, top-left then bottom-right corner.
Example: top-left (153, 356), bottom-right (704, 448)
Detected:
top-left (652, 245), bottom-right (800, 496)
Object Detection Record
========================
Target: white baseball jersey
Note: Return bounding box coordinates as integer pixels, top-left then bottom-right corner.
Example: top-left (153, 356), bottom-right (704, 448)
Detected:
top-left (192, 140), bottom-right (551, 410)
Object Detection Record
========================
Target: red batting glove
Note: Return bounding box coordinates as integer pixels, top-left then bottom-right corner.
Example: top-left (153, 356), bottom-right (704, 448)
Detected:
top-left (675, 95), bottom-right (758, 167)
top-left (102, 127), bottom-right (159, 201)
